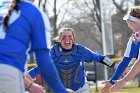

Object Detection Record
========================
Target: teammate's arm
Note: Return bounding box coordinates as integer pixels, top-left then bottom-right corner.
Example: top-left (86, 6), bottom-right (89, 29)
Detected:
top-left (109, 39), bottom-right (139, 84)
top-left (28, 66), bottom-right (40, 78)
top-left (109, 57), bottom-right (131, 84)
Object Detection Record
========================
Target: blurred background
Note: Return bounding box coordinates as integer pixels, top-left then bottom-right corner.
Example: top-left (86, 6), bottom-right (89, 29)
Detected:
top-left (34, 0), bottom-right (140, 92)
top-left (33, 0), bottom-right (135, 58)
top-left (33, 0), bottom-right (139, 80)
top-left (1, 0), bottom-right (140, 92)
top-left (33, 0), bottom-right (140, 92)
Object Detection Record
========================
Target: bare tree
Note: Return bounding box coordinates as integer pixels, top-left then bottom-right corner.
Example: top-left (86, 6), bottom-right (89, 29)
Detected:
top-left (71, 0), bottom-right (101, 31)
top-left (63, 0), bottom-right (103, 51)
top-left (36, 0), bottom-right (103, 50)
top-left (37, 0), bottom-right (133, 54)
top-left (112, 0), bottom-right (127, 13)
top-left (67, 0), bottom-right (137, 55)
top-left (36, 0), bottom-right (71, 38)
top-left (38, 0), bottom-right (42, 7)
top-left (111, 0), bottom-right (133, 54)
top-left (50, 0), bottom-right (71, 38)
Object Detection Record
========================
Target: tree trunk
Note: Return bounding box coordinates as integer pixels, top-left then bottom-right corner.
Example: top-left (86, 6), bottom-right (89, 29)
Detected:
top-left (53, 0), bottom-right (58, 38)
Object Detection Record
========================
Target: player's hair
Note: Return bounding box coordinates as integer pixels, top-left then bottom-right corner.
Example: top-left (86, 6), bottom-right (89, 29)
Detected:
top-left (54, 27), bottom-right (76, 42)
top-left (3, 0), bottom-right (20, 29)
top-left (129, 6), bottom-right (140, 20)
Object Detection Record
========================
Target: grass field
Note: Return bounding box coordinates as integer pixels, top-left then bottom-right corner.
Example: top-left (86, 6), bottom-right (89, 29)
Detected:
top-left (90, 87), bottom-right (140, 93)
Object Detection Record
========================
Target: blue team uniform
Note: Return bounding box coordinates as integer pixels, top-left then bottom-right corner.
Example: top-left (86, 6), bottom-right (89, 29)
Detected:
top-left (0, 1), bottom-right (67, 93)
top-left (0, 16), bottom-right (3, 21)
top-left (0, 1), bottom-right (51, 72)
top-left (29, 43), bottom-right (115, 91)
top-left (109, 37), bottom-right (139, 84)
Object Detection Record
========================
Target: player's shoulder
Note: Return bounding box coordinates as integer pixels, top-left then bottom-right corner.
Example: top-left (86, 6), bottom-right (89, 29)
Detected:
top-left (19, 1), bottom-right (44, 17)
top-left (50, 43), bottom-right (59, 52)
top-left (74, 43), bottom-right (86, 53)
top-left (74, 43), bottom-right (86, 49)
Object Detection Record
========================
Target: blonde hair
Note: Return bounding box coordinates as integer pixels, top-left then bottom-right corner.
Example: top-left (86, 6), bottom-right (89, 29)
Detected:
top-left (54, 27), bottom-right (75, 42)
top-left (128, 6), bottom-right (140, 20)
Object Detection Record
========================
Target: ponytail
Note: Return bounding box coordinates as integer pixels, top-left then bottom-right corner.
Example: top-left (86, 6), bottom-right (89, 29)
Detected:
top-left (3, 0), bottom-right (20, 29)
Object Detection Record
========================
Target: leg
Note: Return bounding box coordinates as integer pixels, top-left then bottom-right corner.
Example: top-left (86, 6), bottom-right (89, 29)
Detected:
top-left (75, 82), bottom-right (90, 93)
top-left (0, 64), bottom-right (25, 93)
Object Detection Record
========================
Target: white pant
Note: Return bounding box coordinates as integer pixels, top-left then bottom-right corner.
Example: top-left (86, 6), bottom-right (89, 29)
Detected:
top-left (74, 82), bottom-right (90, 93)
top-left (0, 64), bottom-right (25, 93)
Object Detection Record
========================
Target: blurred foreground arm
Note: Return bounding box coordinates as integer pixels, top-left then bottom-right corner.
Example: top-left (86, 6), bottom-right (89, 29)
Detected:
top-left (110, 57), bottom-right (140, 92)
top-left (24, 76), bottom-right (46, 93)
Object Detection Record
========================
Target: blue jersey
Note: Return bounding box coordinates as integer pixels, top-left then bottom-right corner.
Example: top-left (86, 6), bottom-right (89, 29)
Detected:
top-left (51, 43), bottom-right (105, 90)
top-left (0, 1), bottom-right (68, 92)
top-left (29, 43), bottom-right (105, 91)
top-left (0, 16), bottom-right (2, 21)
top-left (109, 37), bottom-right (139, 84)
top-left (124, 38), bottom-right (139, 58)
top-left (0, 1), bottom-right (51, 72)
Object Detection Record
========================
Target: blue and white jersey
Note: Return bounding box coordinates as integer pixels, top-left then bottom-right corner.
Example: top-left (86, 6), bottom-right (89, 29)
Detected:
top-left (0, 0), bottom-right (51, 72)
top-left (124, 38), bottom-right (139, 58)
top-left (109, 35), bottom-right (139, 84)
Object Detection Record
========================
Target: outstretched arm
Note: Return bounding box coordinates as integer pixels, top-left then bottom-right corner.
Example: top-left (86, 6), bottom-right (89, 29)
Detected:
top-left (101, 57), bottom-right (132, 93)
top-left (110, 57), bottom-right (140, 91)
top-left (109, 39), bottom-right (139, 84)
top-left (109, 57), bottom-right (132, 84)
top-left (84, 47), bottom-right (115, 68)
top-left (101, 39), bottom-right (139, 93)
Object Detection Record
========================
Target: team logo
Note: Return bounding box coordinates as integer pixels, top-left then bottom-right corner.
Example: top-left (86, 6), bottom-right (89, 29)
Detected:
top-left (64, 59), bottom-right (69, 63)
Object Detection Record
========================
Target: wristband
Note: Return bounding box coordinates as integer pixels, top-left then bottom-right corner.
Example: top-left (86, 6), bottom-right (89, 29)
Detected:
top-left (100, 57), bottom-right (114, 67)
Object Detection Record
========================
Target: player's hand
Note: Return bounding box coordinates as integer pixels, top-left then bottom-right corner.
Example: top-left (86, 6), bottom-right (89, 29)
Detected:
top-left (29, 83), bottom-right (46, 93)
top-left (101, 81), bottom-right (113, 93)
top-left (66, 88), bottom-right (74, 93)
top-left (110, 79), bottom-right (126, 92)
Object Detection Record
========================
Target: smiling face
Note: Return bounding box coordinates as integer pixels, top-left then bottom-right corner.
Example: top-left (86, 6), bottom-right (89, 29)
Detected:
top-left (60, 30), bottom-right (74, 49)
top-left (58, 28), bottom-right (75, 50)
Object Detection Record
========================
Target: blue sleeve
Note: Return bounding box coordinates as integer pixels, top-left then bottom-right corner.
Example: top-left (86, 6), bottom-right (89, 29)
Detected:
top-left (109, 39), bottom-right (139, 84)
top-left (124, 38), bottom-right (139, 58)
top-left (31, 10), bottom-right (51, 50)
top-left (28, 66), bottom-right (40, 78)
top-left (0, 16), bottom-right (3, 21)
top-left (84, 47), bottom-right (104, 63)
top-left (109, 57), bottom-right (132, 84)
top-left (35, 49), bottom-right (67, 93)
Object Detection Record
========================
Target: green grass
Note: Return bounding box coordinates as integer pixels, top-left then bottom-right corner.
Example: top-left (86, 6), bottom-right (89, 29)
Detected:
top-left (90, 87), bottom-right (140, 93)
